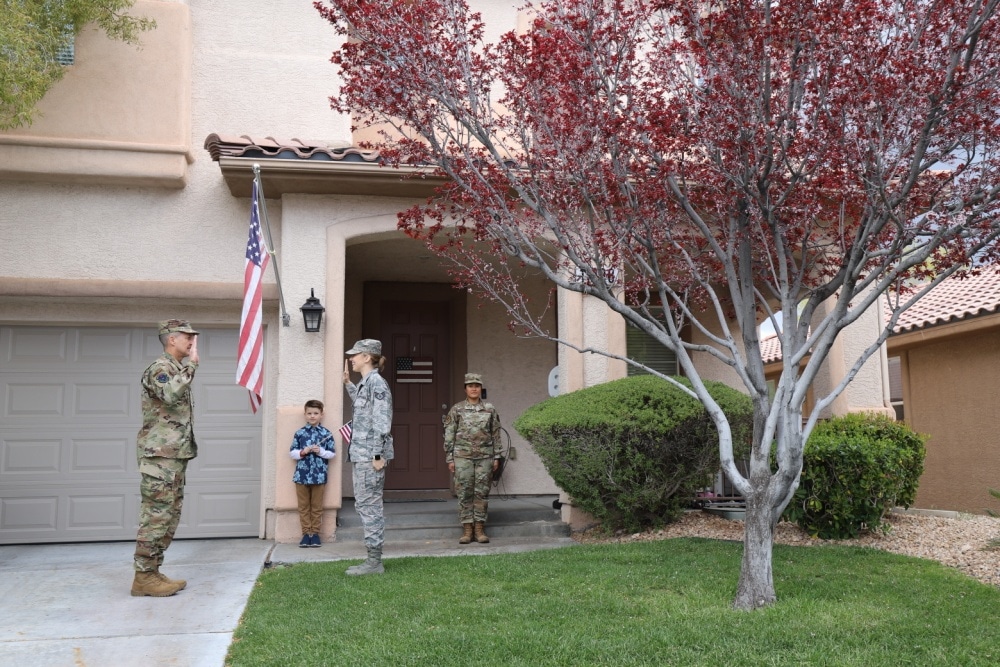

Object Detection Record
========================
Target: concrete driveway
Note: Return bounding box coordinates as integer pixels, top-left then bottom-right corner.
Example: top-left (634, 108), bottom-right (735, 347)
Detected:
top-left (0, 538), bottom-right (271, 667)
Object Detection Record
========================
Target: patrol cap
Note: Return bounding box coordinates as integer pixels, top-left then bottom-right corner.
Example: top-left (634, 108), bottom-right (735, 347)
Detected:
top-left (464, 373), bottom-right (483, 386)
top-left (346, 338), bottom-right (382, 357)
top-left (158, 319), bottom-right (199, 336)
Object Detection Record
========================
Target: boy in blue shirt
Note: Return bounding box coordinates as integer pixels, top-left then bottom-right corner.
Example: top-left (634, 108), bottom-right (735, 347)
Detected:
top-left (289, 399), bottom-right (335, 547)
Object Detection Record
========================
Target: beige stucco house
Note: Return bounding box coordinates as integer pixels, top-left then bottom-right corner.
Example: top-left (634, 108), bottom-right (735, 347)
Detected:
top-left (886, 270), bottom-right (1000, 514)
top-left (0, 0), bottom-right (899, 546)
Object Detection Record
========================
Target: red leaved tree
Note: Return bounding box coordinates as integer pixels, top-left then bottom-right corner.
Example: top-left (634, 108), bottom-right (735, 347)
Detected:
top-left (316, 0), bottom-right (1000, 609)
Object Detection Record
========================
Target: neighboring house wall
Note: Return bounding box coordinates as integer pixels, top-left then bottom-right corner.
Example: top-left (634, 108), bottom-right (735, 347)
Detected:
top-left (890, 317), bottom-right (1000, 514)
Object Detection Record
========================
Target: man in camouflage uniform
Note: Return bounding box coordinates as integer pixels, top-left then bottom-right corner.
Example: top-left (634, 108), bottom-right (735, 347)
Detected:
top-left (131, 319), bottom-right (199, 597)
top-left (444, 373), bottom-right (501, 544)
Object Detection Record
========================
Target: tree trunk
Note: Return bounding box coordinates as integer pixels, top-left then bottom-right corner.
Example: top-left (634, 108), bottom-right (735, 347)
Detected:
top-left (733, 491), bottom-right (777, 610)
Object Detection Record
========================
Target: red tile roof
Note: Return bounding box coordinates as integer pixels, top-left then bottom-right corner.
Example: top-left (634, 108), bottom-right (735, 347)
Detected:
top-left (204, 133), bottom-right (381, 164)
top-left (761, 267), bottom-right (1000, 362)
top-left (760, 334), bottom-right (782, 364)
top-left (889, 267), bottom-right (1000, 333)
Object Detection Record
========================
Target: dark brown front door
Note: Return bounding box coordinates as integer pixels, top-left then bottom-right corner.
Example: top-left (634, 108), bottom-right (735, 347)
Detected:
top-left (380, 300), bottom-right (452, 489)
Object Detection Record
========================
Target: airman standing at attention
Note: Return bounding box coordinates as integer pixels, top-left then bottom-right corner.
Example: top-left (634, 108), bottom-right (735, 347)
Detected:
top-left (444, 373), bottom-right (501, 544)
top-left (131, 319), bottom-right (199, 597)
top-left (343, 339), bottom-right (394, 575)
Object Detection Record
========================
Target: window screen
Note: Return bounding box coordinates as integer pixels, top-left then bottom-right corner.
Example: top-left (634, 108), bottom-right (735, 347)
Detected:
top-left (55, 27), bottom-right (75, 65)
top-left (626, 323), bottom-right (678, 377)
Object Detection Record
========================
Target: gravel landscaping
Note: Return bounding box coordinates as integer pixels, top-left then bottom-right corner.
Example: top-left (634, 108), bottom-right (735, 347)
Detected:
top-left (575, 510), bottom-right (1000, 588)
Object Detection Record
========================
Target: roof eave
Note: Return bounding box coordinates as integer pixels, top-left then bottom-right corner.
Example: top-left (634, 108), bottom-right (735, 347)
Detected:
top-left (216, 156), bottom-right (448, 198)
top-left (887, 310), bottom-right (1000, 352)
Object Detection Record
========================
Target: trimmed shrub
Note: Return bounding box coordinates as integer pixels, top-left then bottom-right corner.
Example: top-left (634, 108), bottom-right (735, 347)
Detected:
top-left (514, 375), bottom-right (753, 532)
top-left (783, 412), bottom-right (927, 539)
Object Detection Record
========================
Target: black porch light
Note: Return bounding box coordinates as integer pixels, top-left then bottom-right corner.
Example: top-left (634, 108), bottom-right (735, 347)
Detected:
top-left (300, 288), bottom-right (325, 333)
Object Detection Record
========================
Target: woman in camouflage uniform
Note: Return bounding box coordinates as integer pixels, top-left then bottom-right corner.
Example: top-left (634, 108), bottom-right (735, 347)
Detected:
top-left (444, 373), bottom-right (501, 544)
top-left (343, 339), bottom-right (394, 575)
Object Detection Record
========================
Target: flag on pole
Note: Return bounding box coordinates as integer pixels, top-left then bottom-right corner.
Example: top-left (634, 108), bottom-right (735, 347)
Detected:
top-left (237, 178), bottom-right (269, 413)
top-left (339, 421), bottom-right (352, 444)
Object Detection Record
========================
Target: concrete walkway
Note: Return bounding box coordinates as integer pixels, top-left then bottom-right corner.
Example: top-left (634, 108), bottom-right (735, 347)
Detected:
top-left (0, 498), bottom-right (576, 667)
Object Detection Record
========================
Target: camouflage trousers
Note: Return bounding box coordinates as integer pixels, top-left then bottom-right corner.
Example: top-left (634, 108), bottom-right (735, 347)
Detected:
top-left (454, 457), bottom-right (493, 523)
top-left (352, 462), bottom-right (386, 550)
top-left (134, 457), bottom-right (188, 573)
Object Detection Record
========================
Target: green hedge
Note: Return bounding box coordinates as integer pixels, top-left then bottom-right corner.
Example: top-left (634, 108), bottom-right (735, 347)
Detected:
top-left (514, 375), bottom-right (753, 532)
top-left (783, 412), bottom-right (927, 539)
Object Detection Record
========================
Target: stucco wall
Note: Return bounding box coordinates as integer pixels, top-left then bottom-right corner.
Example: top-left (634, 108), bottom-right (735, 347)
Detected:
top-left (464, 275), bottom-right (560, 495)
top-left (904, 329), bottom-right (1000, 514)
top-left (0, 0), bottom-right (192, 187)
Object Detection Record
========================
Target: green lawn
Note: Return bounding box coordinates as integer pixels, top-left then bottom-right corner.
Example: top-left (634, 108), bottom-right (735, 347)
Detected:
top-left (226, 538), bottom-right (1000, 666)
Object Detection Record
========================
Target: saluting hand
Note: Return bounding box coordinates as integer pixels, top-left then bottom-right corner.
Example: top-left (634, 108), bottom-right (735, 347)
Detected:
top-left (343, 358), bottom-right (350, 385)
top-left (190, 335), bottom-right (200, 364)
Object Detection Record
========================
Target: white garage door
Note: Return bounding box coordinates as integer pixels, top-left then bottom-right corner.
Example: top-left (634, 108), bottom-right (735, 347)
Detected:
top-left (0, 326), bottom-right (262, 544)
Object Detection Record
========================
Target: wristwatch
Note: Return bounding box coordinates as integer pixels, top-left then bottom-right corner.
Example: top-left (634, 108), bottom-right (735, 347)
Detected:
top-left (374, 455), bottom-right (382, 461)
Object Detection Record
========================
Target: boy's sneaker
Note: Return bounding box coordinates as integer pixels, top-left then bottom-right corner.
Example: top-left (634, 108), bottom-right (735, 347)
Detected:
top-left (299, 534), bottom-right (310, 548)
top-left (310, 534), bottom-right (322, 548)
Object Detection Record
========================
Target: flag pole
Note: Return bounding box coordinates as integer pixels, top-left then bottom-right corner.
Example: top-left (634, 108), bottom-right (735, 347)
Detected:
top-left (252, 163), bottom-right (290, 327)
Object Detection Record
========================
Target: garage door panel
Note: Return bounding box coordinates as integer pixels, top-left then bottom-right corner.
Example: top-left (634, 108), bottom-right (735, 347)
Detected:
top-left (4, 382), bottom-right (65, 418)
top-left (73, 382), bottom-right (132, 417)
top-left (198, 380), bottom-right (258, 416)
top-left (68, 493), bottom-right (130, 530)
top-left (75, 329), bottom-right (138, 363)
top-left (183, 485), bottom-right (260, 532)
top-left (71, 438), bottom-right (131, 474)
top-left (192, 436), bottom-right (258, 476)
top-left (1, 328), bottom-right (68, 367)
top-left (1, 495), bottom-right (59, 533)
top-left (0, 326), bottom-right (262, 544)
top-left (196, 329), bottom-right (239, 361)
top-left (2, 437), bottom-right (62, 476)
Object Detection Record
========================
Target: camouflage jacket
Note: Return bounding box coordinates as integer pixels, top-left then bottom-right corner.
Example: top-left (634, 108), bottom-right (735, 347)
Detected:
top-left (345, 369), bottom-right (394, 462)
top-left (444, 400), bottom-right (500, 461)
top-left (136, 353), bottom-right (198, 460)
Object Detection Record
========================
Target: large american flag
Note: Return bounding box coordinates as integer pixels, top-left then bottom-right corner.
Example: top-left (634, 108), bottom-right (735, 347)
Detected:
top-left (236, 178), bottom-right (269, 413)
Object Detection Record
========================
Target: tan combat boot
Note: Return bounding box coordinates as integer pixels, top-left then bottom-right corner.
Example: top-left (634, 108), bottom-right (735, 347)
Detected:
top-left (154, 559), bottom-right (186, 590)
top-left (156, 572), bottom-right (187, 590)
top-left (474, 521), bottom-right (490, 544)
top-left (459, 523), bottom-right (474, 544)
top-left (131, 571), bottom-right (184, 597)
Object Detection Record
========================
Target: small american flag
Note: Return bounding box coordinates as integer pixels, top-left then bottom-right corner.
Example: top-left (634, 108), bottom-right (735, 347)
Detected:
top-left (396, 356), bottom-right (433, 383)
top-left (339, 421), bottom-right (352, 444)
top-left (236, 178), bottom-right (268, 413)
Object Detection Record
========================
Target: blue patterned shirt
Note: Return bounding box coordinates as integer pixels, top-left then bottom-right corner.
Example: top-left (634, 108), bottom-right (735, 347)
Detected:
top-left (290, 424), bottom-right (335, 485)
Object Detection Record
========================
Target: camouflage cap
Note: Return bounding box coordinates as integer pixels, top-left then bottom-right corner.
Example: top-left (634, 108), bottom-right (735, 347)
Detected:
top-left (464, 373), bottom-right (483, 386)
top-left (346, 338), bottom-right (382, 357)
top-left (158, 319), bottom-right (199, 336)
